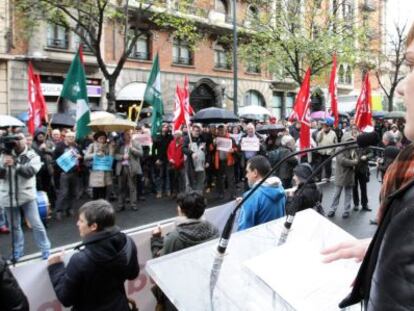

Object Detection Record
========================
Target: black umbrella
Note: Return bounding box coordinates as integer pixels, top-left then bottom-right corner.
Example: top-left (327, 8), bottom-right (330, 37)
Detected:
top-left (50, 113), bottom-right (75, 128)
top-left (192, 107), bottom-right (239, 124)
top-left (256, 124), bottom-right (285, 134)
top-left (384, 111), bottom-right (405, 119)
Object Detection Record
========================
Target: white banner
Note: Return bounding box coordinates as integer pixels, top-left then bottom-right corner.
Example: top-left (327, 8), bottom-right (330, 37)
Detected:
top-left (216, 137), bottom-right (232, 152)
top-left (11, 201), bottom-right (237, 311)
top-left (240, 137), bottom-right (260, 152)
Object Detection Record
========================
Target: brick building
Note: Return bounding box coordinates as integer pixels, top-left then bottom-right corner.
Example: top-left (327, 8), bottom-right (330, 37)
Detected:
top-left (0, 0), bottom-right (385, 119)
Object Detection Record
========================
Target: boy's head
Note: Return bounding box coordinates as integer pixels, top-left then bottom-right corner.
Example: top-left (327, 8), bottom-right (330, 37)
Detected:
top-left (176, 191), bottom-right (206, 219)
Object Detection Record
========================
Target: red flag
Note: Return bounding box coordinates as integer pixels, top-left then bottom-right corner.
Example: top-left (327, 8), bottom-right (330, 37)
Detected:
top-left (182, 75), bottom-right (194, 125)
top-left (173, 84), bottom-right (185, 132)
top-left (355, 73), bottom-right (372, 130)
top-left (27, 62), bottom-right (48, 135)
top-left (328, 54), bottom-right (339, 127)
top-left (78, 45), bottom-right (84, 64)
top-left (290, 68), bottom-right (311, 150)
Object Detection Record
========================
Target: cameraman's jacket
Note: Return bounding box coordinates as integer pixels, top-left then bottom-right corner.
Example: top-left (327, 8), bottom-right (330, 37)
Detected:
top-left (0, 146), bottom-right (42, 207)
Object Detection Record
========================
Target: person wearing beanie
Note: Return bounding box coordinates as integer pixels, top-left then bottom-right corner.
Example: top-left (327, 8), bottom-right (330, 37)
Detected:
top-left (285, 163), bottom-right (323, 215)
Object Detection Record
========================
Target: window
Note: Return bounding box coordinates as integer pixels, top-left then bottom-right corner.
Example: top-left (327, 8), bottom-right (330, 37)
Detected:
top-left (173, 38), bottom-right (192, 65)
top-left (131, 32), bottom-right (151, 60)
top-left (74, 28), bottom-right (93, 52)
top-left (47, 23), bottom-right (69, 49)
top-left (285, 93), bottom-right (295, 118)
top-left (272, 92), bottom-right (283, 120)
top-left (246, 60), bottom-right (261, 73)
top-left (214, 42), bottom-right (231, 70)
top-left (244, 90), bottom-right (266, 107)
top-left (338, 64), bottom-right (345, 84)
top-left (345, 66), bottom-right (353, 85)
top-left (215, 0), bottom-right (228, 15)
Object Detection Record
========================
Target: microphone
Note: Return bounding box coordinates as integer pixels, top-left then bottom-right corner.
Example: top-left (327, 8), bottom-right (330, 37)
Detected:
top-left (216, 131), bottom-right (379, 255)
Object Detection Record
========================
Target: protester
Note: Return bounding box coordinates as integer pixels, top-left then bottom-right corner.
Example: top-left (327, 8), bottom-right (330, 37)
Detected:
top-left (183, 124), bottom-right (207, 192)
top-left (327, 132), bottom-right (358, 219)
top-left (287, 163), bottom-right (322, 214)
top-left (153, 124), bottom-right (173, 198)
top-left (114, 129), bottom-right (143, 212)
top-left (53, 130), bottom-right (83, 220)
top-left (48, 200), bottom-right (139, 311)
top-left (377, 131), bottom-right (400, 181)
top-left (167, 130), bottom-right (186, 196)
top-left (151, 191), bottom-right (219, 311)
top-left (84, 131), bottom-right (114, 200)
top-left (239, 123), bottom-right (265, 171)
top-left (0, 131), bottom-right (51, 260)
top-left (316, 119), bottom-right (338, 181)
top-left (321, 22), bottom-right (414, 309)
top-left (0, 256), bottom-right (29, 311)
top-left (276, 135), bottom-right (298, 189)
top-left (210, 124), bottom-right (237, 199)
top-left (237, 155), bottom-right (285, 231)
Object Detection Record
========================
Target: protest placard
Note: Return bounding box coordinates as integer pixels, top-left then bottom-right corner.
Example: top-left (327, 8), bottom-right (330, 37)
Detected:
top-left (241, 137), bottom-right (260, 152)
top-left (216, 137), bottom-right (232, 152)
top-left (134, 133), bottom-right (153, 146)
top-left (56, 150), bottom-right (78, 173)
top-left (92, 155), bottom-right (114, 171)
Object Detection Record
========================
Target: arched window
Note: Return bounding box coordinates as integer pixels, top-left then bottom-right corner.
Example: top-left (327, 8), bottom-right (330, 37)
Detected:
top-left (214, 41), bottom-right (231, 69)
top-left (243, 90), bottom-right (266, 107)
top-left (345, 65), bottom-right (353, 84)
top-left (131, 31), bottom-right (151, 60)
top-left (173, 38), bottom-right (192, 65)
top-left (47, 23), bottom-right (69, 49)
top-left (215, 0), bottom-right (229, 15)
top-left (338, 64), bottom-right (345, 84)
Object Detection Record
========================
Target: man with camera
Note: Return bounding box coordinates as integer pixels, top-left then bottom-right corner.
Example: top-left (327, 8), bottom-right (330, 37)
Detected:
top-left (0, 131), bottom-right (51, 261)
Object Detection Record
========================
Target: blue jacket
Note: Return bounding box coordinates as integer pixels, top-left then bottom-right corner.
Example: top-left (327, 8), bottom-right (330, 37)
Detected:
top-left (237, 177), bottom-right (286, 231)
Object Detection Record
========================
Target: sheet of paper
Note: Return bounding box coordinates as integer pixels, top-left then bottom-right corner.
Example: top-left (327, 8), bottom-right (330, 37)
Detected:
top-left (244, 243), bottom-right (360, 311)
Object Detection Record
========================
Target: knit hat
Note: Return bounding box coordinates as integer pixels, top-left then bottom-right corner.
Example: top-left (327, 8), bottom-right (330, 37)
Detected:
top-left (293, 163), bottom-right (313, 181)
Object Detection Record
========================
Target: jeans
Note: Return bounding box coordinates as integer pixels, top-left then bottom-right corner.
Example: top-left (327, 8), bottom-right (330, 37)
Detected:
top-left (329, 185), bottom-right (353, 213)
top-left (0, 208), bottom-right (7, 227)
top-left (353, 173), bottom-right (368, 208)
top-left (6, 200), bottom-right (51, 258)
top-left (155, 162), bottom-right (170, 193)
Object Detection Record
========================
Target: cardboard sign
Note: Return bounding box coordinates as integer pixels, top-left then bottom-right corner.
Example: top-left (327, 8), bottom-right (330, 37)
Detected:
top-left (216, 137), bottom-right (232, 152)
top-left (92, 155), bottom-right (113, 171)
top-left (241, 137), bottom-right (260, 152)
top-left (56, 149), bottom-right (78, 173)
top-left (134, 133), bottom-right (153, 146)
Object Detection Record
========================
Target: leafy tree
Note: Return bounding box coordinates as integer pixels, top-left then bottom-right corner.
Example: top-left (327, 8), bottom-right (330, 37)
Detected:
top-left (239, 0), bottom-right (368, 84)
top-left (14, 0), bottom-right (200, 112)
top-left (375, 22), bottom-right (407, 112)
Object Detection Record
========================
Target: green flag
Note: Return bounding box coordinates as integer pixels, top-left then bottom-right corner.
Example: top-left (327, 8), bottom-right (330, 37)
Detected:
top-left (60, 48), bottom-right (91, 140)
top-left (144, 53), bottom-right (164, 137)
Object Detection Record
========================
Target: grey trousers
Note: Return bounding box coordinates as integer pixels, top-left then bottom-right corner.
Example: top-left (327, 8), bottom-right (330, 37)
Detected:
top-left (329, 185), bottom-right (353, 212)
top-left (118, 167), bottom-right (137, 208)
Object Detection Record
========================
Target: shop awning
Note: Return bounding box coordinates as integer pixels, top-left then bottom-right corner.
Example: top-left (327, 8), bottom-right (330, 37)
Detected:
top-left (116, 82), bottom-right (147, 101)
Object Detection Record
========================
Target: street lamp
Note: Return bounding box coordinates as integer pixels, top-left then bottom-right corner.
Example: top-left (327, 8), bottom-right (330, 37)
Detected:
top-left (232, 0), bottom-right (238, 116)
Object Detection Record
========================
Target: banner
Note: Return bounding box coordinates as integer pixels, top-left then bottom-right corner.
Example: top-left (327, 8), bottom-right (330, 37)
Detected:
top-left (92, 155), bottom-right (113, 171)
top-left (241, 137), bottom-right (260, 152)
top-left (216, 137), bottom-right (232, 152)
top-left (56, 150), bottom-right (78, 173)
top-left (11, 200), bottom-right (238, 311)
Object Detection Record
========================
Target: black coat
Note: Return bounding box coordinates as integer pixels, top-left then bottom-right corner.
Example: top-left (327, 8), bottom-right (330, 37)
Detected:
top-left (285, 182), bottom-right (322, 215)
top-left (48, 227), bottom-right (139, 311)
top-left (0, 257), bottom-right (29, 311)
top-left (340, 180), bottom-right (414, 310)
top-left (152, 134), bottom-right (173, 162)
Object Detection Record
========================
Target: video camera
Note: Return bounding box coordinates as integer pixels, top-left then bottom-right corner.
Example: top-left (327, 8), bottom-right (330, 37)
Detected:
top-left (0, 133), bottom-right (20, 154)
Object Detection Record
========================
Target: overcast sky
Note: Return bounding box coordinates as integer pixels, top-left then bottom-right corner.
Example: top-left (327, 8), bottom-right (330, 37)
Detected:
top-left (386, 0), bottom-right (413, 34)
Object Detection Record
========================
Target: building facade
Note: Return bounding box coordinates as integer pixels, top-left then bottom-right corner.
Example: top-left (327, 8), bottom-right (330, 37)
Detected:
top-left (0, 0), bottom-right (385, 119)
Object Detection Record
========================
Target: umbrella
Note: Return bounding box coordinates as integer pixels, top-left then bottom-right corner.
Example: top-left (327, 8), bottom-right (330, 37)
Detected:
top-left (0, 115), bottom-right (25, 128)
top-left (372, 111), bottom-right (385, 119)
top-left (90, 111), bottom-right (116, 122)
top-left (50, 113), bottom-right (76, 128)
top-left (192, 107), bottom-right (239, 124)
top-left (16, 111), bottom-right (29, 122)
top-left (384, 111), bottom-right (405, 119)
top-left (88, 117), bottom-right (137, 132)
top-left (256, 123), bottom-right (285, 134)
top-left (310, 111), bottom-right (330, 120)
top-left (238, 105), bottom-right (271, 117)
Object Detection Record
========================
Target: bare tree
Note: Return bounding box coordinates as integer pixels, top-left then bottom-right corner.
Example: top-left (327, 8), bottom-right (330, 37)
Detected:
top-left (375, 22), bottom-right (407, 112)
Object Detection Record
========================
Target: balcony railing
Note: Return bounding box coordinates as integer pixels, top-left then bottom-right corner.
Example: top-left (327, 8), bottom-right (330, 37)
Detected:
top-left (173, 56), bottom-right (193, 65)
top-left (172, 2), bottom-right (209, 18)
top-left (131, 51), bottom-right (150, 60)
top-left (47, 38), bottom-right (69, 49)
top-left (247, 64), bottom-right (261, 74)
top-left (215, 61), bottom-right (232, 70)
